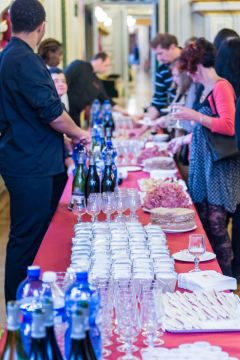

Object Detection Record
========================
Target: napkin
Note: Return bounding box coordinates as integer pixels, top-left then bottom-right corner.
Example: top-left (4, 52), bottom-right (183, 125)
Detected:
top-left (178, 270), bottom-right (237, 292)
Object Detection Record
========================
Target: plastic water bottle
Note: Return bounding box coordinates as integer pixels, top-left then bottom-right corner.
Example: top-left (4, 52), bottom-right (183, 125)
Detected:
top-left (65, 271), bottom-right (101, 360)
top-left (102, 128), bottom-right (118, 181)
top-left (42, 271), bottom-right (67, 357)
top-left (90, 99), bottom-right (101, 127)
top-left (16, 265), bottom-right (43, 356)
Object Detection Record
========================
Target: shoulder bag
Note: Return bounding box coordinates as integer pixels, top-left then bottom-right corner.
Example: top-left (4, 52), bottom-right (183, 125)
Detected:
top-left (202, 93), bottom-right (240, 162)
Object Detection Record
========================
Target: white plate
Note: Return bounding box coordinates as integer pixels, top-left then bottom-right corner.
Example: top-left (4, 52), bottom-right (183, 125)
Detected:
top-left (160, 107), bottom-right (171, 114)
top-left (150, 169), bottom-right (178, 177)
top-left (172, 249), bottom-right (216, 262)
top-left (161, 224), bottom-right (197, 233)
top-left (139, 117), bottom-right (155, 126)
top-left (153, 134), bottom-right (169, 142)
top-left (118, 165), bottom-right (142, 172)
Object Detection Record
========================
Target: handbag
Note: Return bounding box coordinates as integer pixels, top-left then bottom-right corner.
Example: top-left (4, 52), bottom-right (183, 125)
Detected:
top-left (202, 92), bottom-right (240, 162)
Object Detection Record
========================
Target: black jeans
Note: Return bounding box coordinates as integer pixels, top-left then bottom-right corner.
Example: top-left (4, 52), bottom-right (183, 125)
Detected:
top-left (2, 172), bottom-right (67, 303)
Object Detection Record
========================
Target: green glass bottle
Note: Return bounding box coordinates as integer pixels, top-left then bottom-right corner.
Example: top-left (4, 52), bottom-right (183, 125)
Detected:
top-left (101, 153), bottom-right (116, 192)
top-left (81, 302), bottom-right (97, 360)
top-left (69, 152), bottom-right (87, 209)
top-left (42, 299), bottom-right (63, 360)
top-left (28, 310), bottom-right (49, 360)
top-left (85, 154), bottom-right (100, 199)
top-left (68, 311), bottom-right (89, 360)
top-left (0, 301), bottom-right (27, 360)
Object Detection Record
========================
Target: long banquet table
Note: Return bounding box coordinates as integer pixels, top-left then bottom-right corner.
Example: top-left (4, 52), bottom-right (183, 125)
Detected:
top-left (33, 170), bottom-right (240, 359)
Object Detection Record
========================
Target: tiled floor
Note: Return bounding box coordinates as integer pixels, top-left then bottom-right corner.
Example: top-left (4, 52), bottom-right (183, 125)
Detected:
top-left (0, 69), bottom-right (152, 329)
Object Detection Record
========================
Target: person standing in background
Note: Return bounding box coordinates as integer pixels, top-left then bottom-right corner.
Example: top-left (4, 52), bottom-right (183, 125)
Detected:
top-left (0, 0), bottom-right (89, 303)
top-left (38, 37), bottom-right (63, 68)
top-left (38, 38), bottom-right (69, 111)
top-left (145, 33), bottom-right (182, 121)
top-left (65, 52), bottom-right (129, 126)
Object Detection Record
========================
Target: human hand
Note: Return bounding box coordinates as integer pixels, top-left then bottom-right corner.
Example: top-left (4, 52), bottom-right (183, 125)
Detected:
top-left (65, 157), bottom-right (75, 176)
top-left (167, 137), bottom-right (184, 154)
top-left (154, 116), bottom-right (169, 129)
top-left (72, 129), bottom-right (90, 146)
top-left (64, 135), bottom-right (74, 155)
top-left (173, 105), bottom-right (200, 122)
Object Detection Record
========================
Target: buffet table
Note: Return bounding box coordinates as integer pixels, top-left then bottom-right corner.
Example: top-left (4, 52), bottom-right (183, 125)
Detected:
top-left (33, 170), bottom-right (240, 359)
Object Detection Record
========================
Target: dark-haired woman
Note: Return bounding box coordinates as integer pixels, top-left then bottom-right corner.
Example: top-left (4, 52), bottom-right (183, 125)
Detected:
top-left (38, 38), bottom-right (63, 68)
top-left (213, 28), bottom-right (239, 52)
top-left (173, 38), bottom-right (240, 276)
top-left (215, 37), bottom-right (240, 277)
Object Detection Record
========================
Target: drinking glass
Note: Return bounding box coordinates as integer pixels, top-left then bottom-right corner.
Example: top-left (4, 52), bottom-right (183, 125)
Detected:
top-left (188, 234), bottom-right (206, 272)
top-left (72, 196), bottom-right (86, 223)
top-left (86, 193), bottom-right (101, 222)
top-left (115, 190), bottom-right (128, 222)
top-left (128, 189), bottom-right (141, 222)
top-left (169, 103), bottom-right (180, 128)
top-left (102, 192), bottom-right (116, 223)
top-left (140, 289), bottom-right (164, 347)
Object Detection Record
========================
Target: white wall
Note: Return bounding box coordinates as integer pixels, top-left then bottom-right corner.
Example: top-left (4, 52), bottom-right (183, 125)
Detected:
top-left (41, 0), bottom-right (85, 65)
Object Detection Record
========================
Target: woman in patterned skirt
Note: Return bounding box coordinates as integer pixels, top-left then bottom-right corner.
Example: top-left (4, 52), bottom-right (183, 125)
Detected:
top-left (172, 38), bottom-right (240, 275)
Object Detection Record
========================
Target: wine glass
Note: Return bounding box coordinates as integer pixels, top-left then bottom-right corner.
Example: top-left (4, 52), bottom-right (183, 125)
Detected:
top-left (188, 234), bottom-right (206, 272)
top-left (102, 192), bottom-right (116, 223)
top-left (72, 196), bottom-right (86, 223)
top-left (128, 189), bottom-right (141, 222)
top-left (86, 193), bottom-right (101, 222)
top-left (169, 103), bottom-right (180, 128)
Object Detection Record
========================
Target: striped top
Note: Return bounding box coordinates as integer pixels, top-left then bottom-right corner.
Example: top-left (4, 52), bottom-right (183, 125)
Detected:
top-left (151, 63), bottom-right (176, 113)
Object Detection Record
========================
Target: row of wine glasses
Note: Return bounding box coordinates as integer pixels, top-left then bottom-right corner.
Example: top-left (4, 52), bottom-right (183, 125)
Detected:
top-left (99, 279), bottom-right (165, 360)
top-left (72, 189), bottom-right (141, 223)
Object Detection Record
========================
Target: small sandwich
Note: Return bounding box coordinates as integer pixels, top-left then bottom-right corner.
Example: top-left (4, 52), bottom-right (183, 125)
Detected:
top-left (150, 207), bottom-right (196, 231)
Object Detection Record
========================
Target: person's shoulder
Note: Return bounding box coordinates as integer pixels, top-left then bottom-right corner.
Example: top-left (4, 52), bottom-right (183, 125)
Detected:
top-left (213, 79), bottom-right (235, 97)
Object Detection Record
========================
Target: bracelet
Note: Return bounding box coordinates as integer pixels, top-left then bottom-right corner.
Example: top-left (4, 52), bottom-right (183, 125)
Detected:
top-left (199, 115), bottom-right (204, 125)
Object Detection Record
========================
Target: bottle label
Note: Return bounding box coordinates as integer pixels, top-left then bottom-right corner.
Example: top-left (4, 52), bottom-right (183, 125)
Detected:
top-left (69, 194), bottom-right (85, 208)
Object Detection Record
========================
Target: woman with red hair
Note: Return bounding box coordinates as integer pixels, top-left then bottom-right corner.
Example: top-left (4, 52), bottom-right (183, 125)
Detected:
top-left (172, 37), bottom-right (240, 276)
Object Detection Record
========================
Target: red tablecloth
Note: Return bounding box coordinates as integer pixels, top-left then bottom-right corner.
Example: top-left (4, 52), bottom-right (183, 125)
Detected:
top-left (32, 170), bottom-right (240, 359)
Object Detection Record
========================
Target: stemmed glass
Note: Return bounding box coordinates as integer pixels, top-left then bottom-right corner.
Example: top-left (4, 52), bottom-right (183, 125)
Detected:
top-left (188, 234), bottom-right (206, 272)
top-left (169, 103), bottom-right (180, 128)
top-left (115, 190), bottom-right (128, 222)
top-left (86, 193), bottom-right (101, 222)
top-left (102, 192), bottom-right (116, 223)
top-left (115, 283), bottom-right (140, 360)
top-left (140, 288), bottom-right (164, 347)
top-left (72, 196), bottom-right (86, 223)
top-left (128, 189), bottom-right (141, 222)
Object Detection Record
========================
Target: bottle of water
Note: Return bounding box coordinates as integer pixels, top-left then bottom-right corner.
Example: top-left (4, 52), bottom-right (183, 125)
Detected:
top-left (65, 271), bottom-right (101, 360)
top-left (64, 267), bottom-right (76, 290)
top-left (16, 265), bottom-right (43, 356)
top-left (102, 128), bottom-right (118, 181)
top-left (42, 271), bottom-right (67, 357)
top-left (90, 99), bottom-right (101, 127)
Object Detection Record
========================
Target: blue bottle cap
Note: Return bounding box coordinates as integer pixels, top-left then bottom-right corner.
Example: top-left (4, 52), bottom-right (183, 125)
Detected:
top-left (75, 271), bottom-right (88, 281)
top-left (27, 265), bottom-right (41, 278)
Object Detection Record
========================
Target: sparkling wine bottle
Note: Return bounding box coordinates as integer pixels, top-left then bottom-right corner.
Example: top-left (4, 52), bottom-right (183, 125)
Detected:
top-left (85, 154), bottom-right (100, 199)
top-left (68, 311), bottom-right (89, 360)
top-left (101, 153), bottom-right (116, 192)
top-left (0, 301), bottom-right (28, 360)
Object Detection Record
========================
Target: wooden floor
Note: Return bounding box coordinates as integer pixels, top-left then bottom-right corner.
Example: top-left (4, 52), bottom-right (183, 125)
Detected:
top-left (0, 69), bottom-right (152, 330)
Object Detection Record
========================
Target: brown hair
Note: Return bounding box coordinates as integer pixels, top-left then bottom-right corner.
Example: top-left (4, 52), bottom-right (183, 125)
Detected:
top-left (38, 38), bottom-right (62, 61)
top-left (150, 33), bottom-right (178, 49)
top-left (179, 37), bottom-right (216, 73)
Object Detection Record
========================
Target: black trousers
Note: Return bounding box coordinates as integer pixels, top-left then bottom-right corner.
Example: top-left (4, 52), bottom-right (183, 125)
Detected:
top-left (2, 172), bottom-right (67, 303)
